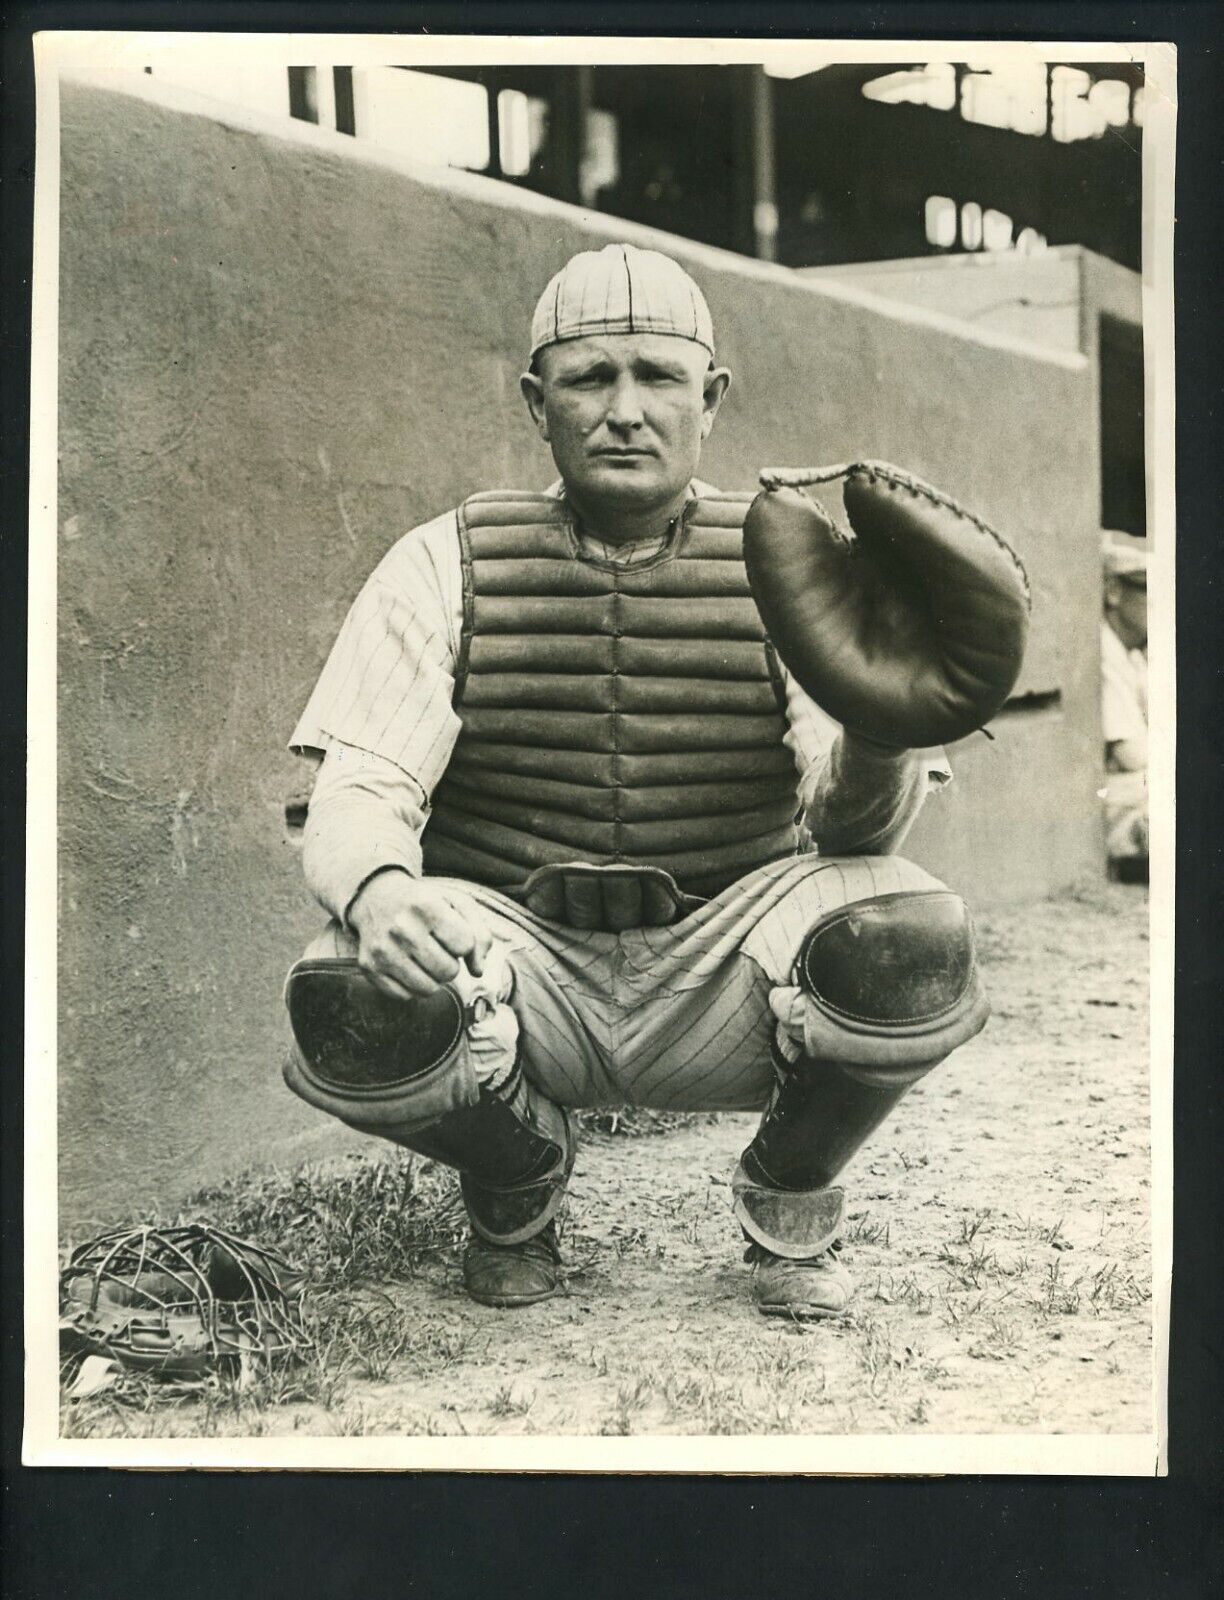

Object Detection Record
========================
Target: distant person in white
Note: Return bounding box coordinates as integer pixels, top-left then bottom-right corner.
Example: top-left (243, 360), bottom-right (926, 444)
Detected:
top-left (1100, 530), bottom-right (1149, 874)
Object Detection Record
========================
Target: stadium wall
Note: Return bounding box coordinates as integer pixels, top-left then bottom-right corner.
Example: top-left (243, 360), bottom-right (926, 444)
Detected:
top-left (55, 76), bottom-right (1103, 1221)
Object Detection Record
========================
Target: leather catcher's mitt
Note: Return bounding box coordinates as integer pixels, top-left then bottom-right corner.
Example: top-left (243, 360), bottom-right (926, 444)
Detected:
top-left (60, 1223), bottom-right (311, 1379)
top-left (744, 461), bottom-right (1030, 749)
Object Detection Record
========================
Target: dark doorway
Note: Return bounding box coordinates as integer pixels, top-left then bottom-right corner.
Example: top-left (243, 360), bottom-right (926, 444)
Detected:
top-left (1099, 313), bottom-right (1146, 537)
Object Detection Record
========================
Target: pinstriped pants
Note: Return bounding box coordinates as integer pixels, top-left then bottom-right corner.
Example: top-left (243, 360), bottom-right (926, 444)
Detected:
top-left (301, 854), bottom-right (944, 1113)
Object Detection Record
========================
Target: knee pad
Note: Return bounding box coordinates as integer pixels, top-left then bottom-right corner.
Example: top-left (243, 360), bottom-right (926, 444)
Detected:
top-left (283, 957), bottom-right (574, 1245)
top-left (283, 957), bottom-right (478, 1130)
top-left (788, 888), bottom-right (989, 1084)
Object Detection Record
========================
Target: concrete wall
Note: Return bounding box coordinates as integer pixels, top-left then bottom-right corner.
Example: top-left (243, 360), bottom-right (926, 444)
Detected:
top-left (809, 248), bottom-right (1150, 581)
top-left (804, 250), bottom-right (1087, 353)
top-left (803, 247), bottom-right (1142, 358)
top-left (56, 76), bottom-right (1103, 1225)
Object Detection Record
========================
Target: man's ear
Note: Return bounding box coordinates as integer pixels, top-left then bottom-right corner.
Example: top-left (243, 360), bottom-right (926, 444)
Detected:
top-left (519, 370), bottom-right (550, 441)
top-left (700, 366), bottom-right (732, 439)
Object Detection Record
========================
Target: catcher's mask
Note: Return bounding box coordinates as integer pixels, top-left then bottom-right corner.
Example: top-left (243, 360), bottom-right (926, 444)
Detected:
top-left (60, 1223), bottom-right (312, 1380)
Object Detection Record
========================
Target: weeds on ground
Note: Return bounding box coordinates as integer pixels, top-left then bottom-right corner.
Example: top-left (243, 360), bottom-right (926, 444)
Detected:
top-left (486, 1384), bottom-right (535, 1419)
top-left (575, 1107), bottom-right (722, 1138)
top-left (871, 1272), bottom-right (934, 1313)
top-left (846, 1212), bottom-right (891, 1247)
top-left (182, 1150), bottom-right (468, 1287)
top-left (60, 1088), bottom-right (1153, 1439)
top-left (593, 1332), bottom-right (841, 1436)
top-left (60, 1150), bottom-right (469, 1437)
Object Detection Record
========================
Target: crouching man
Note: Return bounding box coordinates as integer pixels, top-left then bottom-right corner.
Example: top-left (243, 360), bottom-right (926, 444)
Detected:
top-left (283, 245), bottom-right (1029, 1318)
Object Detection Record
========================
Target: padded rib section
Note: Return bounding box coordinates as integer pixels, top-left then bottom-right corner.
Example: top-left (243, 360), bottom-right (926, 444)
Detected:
top-left (429, 789), bottom-right (796, 852)
top-left (618, 636), bottom-right (771, 679)
top-left (616, 712), bottom-right (786, 752)
top-left (615, 561), bottom-right (760, 598)
top-left (455, 708), bottom-right (786, 752)
top-left (471, 594), bottom-right (765, 638)
top-left (460, 671), bottom-right (777, 713)
top-left (423, 492), bottom-right (800, 899)
top-left (474, 559), bottom-right (618, 596)
top-left (425, 811), bottom-right (800, 884)
top-left (468, 634), bottom-right (615, 674)
top-left (442, 741), bottom-right (794, 786)
top-left (616, 676), bottom-right (780, 714)
top-left (441, 769), bottom-right (790, 821)
top-left (457, 709), bottom-right (616, 751)
top-left (461, 674), bottom-right (618, 711)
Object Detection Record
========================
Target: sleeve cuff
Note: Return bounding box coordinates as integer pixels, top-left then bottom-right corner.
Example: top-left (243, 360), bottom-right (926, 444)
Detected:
top-left (305, 825), bottom-right (424, 928)
top-left (341, 860), bottom-right (421, 931)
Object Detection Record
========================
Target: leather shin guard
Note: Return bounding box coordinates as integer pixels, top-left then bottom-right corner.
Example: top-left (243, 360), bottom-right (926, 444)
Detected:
top-left (283, 956), bottom-right (575, 1246)
top-left (413, 1076), bottom-right (575, 1247)
top-left (736, 890), bottom-right (990, 1258)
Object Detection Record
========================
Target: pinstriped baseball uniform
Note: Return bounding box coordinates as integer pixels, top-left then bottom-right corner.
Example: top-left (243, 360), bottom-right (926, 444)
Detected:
top-left (291, 483), bottom-right (951, 1113)
top-left (300, 853), bottom-right (942, 1112)
top-left (291, 484), bottom-right (860, 861)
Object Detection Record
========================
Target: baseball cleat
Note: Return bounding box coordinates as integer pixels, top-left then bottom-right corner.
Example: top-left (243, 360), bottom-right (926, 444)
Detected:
top-left (462, 1222), bottom-right (563, 1308)
top-left (745, 1241), bottom-right (853, 1319)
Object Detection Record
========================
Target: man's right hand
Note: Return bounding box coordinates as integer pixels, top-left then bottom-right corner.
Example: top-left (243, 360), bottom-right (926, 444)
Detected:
top-left (347, 870), bottom-right (492, 1000)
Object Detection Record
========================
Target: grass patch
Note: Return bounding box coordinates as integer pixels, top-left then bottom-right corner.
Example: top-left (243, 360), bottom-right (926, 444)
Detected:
top-left (60, 1150), bottom-right (468, 1436)
top-left (180, 1150), bottom-right (468, 1289)
top-left (574, 1107), bottom-right (722, 1138)
top-left (593, 1336), bottom-right (840, 1436)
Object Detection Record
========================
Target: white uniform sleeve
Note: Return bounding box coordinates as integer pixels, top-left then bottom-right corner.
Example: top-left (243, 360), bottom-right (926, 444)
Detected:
top-left (301, 742), bottom-right (431, 924)
top-left (1101, 623), bottom-right (1148, 747)
top-left (291, 510), bottom-right (467, 922)
top-left (782, 668), bottom-right (951, 856)
top-left (289, 510), bottom-right (464, 796)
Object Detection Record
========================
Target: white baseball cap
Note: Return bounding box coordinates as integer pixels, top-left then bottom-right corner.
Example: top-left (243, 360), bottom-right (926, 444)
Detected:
top-left (530, 243), bottom-right (715, 364)
top-left (1102, 529), bottom-right (1149, 584)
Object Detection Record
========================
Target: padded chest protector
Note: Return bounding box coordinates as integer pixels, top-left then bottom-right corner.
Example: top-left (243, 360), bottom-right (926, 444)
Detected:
top-left (420, 491), bottom-right (802, 899)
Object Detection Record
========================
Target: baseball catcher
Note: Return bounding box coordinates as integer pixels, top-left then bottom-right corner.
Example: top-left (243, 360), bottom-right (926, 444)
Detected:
top-left (284, 244), bottom-right (1029, 1317)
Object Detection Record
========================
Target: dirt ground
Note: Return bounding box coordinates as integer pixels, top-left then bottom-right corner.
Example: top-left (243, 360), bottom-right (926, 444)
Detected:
top-left (62, 881), bottom-right (1154, 1439)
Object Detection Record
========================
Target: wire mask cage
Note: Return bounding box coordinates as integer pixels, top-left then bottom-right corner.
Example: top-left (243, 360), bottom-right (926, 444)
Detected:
top-left (60, 1223), bottom-right (314, 1379)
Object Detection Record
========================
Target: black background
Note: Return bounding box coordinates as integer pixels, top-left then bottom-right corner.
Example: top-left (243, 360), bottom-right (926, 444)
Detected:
top-left (2, 5), bottom-right (1220, 1596)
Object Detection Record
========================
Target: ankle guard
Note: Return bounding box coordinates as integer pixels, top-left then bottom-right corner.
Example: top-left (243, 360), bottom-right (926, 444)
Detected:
top-left (454, 1090), bottom-right (576, 1246)
top-left (736, 889), bottom-right (989, 1257)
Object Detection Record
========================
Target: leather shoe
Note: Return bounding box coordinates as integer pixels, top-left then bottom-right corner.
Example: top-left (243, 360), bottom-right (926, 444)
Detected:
top-left (746, 1241), bottom-right (853, 1319)
top-left (462, 1223), bottom-right (562, 1308)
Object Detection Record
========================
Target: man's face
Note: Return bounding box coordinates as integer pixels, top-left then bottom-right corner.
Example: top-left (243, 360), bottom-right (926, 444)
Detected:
top-left (521, 334), bottom-right (730, 521)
